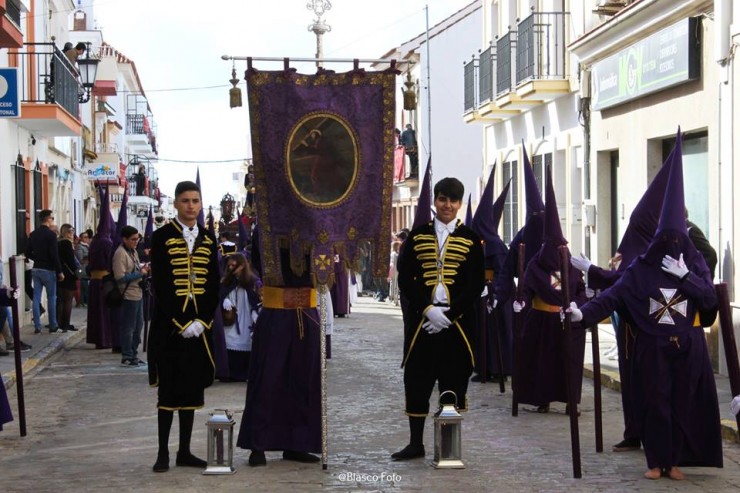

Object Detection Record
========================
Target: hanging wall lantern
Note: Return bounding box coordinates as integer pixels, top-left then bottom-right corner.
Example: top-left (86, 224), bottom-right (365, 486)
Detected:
top-left (402, 71), bottom-right (417, 111)
top-left (432, 390), bottom-right (464, 469)
top-left (229, 66), bottom-right (242, 108)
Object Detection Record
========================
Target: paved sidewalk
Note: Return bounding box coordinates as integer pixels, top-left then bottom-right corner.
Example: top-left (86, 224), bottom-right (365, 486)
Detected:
top-left (1, 306), bottom-right (91, 389)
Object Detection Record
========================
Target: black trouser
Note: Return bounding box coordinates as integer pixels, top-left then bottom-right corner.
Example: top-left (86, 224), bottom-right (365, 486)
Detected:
top-left (404, 321), bottom-right (473, 415)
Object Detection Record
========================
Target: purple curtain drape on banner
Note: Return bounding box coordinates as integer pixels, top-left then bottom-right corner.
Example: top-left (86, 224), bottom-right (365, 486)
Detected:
top-left (247, 66), bottom-right (397, 287)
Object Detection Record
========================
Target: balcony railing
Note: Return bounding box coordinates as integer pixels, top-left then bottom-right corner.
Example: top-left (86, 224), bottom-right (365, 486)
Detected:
top-left (479, 46), bottom-right (495, 104)
top-left (463, 58), bottom-right (476, 112)
top-left (11, 42), bottom-right (80, 117)
top-left (496, 31), bottom-right (516, 96)
top-left (95, 142), bottom-right (119, 153)
top-left (516, 11), bottom-right (569, 84)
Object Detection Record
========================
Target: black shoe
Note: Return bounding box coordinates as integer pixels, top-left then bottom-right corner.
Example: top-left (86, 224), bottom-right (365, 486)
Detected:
top-left (175, 451), bottom-right (207, 468)
top-left (536, 405), bottom-right (550, 414)
top-left (612, 438), bottom-right (641, 452)
top-left (0, 348), bottom-right (8, 357)
top-left (248, 450), bottom-right (266, 467)
top-left (152, 453), bottom-right (169, 473)
top-left (282, 450), bottom-right (320, 463)
top-left (391, 443), bottom-right (425, 460)
top-left (49, 327), bottom-right (61, 334)
top-left (7, 341), bottom-right (32, 352)
top-left (65, 325), bottom-right (78, 331)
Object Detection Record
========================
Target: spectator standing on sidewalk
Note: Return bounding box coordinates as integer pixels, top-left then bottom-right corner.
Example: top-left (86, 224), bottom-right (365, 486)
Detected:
top-left (112, 226), bottom-right (149, 367)
top-left (75, 229), bottom-right (91, 307)
top-left (0, 269), bottom-right (31, 355)
top-left (57, 224), bottom-right (79, 333)
top-left (25, 210), bottom-right (63, 334)
top-left (149, 181), bottom-right (220, 473)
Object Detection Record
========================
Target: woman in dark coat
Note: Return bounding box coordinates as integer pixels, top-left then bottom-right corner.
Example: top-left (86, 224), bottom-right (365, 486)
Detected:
top-left (57, 224), bottom-right (79, 332)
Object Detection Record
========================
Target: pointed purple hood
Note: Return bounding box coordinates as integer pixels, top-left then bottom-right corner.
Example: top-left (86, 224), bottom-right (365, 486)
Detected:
top-left (536, 165), bottom-right (568, 270)
top-left (521, 143), bottom-right (545, 263)
top-left (96, 184), bottom-right (113, 238)
top-left (196, 167), bottom-right (205, 227)
top-left (464, 193), bottom-right (473, 228)
top-left (412, 156), bottom-right (433, 230)
top-left (642, 128), bottom-right (701, 267)
top-left (616, 130), bottom-right (681, 269)
top-left (471, 165), bottom-right (496, 241)
top-left (143, 205), bottom-right (154, 249)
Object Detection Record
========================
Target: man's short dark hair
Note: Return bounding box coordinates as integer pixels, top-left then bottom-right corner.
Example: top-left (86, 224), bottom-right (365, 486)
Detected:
top-left (75, 42), bottom-right (86, 51)
top-left (219, 231), bottom-right (230, 240)
top-left (121, 225), bottom-right (139, 239)
top-left (396, 231), bottom-right (408, 241)
top-left (39, 210), bottom-right (53, 222)
top-left (174, 181), bottom-right (201, 199)
top-left (433, 177), bottom-right (464, 202)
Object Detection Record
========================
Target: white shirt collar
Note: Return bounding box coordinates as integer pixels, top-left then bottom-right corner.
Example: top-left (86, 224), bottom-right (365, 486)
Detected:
top-left (434, 218), bottom-right (457, 234)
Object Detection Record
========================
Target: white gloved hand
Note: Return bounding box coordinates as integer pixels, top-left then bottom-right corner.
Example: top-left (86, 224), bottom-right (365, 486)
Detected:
top-left (251, 310), bottom-right (259, 324)
top-left (181, 321), bottom-right (205, 338)
top-left (425, 306), bottom-right (451, 328)
top-left (661, 253), bottom-right (689, 280)
top-left (731, 395), bottom-right (740, 416)
top-left (567, 301), bottom-right (583, 322)
top-left (423, 320), bottom-right (446, 334)
top-left (512, 300), bottom-right (525, 313)
top-left (570, 253), bottom-right (592, 273)
top-left (585, 287), bottom-right (595, 299)
top-left (10, 288), bottom-right (19, 299)
top-left (222, 298), bottom-right (233, 311)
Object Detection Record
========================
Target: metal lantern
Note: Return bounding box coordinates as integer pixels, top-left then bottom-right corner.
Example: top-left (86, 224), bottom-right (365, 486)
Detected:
top-left (432, 390), bottom-right (464, 469)
top-left (204, 409), bottom-right (236, 475)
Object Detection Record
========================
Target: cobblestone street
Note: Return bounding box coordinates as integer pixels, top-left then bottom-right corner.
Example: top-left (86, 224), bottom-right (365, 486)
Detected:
top-left (1, 297), bottom-right (739, 492)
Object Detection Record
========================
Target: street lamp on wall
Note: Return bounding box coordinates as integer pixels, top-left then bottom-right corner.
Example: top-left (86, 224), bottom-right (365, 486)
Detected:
top-left (78, 43), bottom-right (100, 104)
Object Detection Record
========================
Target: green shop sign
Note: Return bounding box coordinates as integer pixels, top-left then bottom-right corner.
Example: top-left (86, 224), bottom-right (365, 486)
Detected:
top-left (591, 17), bottom-right (700, 111)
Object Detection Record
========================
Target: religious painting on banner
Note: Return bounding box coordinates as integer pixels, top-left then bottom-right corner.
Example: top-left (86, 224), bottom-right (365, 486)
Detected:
top-left (246, 65), bottom-right (397, 287)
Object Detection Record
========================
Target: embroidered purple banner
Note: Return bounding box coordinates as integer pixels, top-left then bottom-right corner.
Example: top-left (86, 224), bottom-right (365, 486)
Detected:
top-left (247, 66), bottom-right (396, 287)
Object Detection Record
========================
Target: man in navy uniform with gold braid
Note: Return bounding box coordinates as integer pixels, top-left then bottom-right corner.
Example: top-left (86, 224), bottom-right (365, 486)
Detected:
top-left (148, 181), bottom-right (220, 473)
top-left (393, 177), bottom-right (484, 460)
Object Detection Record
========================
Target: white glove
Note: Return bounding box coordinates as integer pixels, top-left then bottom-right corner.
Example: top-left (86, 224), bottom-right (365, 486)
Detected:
top-left (251, 310), bottom-right (258, 324)
top-left (423, 320), bottom-right (446, 334)
top-left (222, 298), bottom-right (234, 311)
top-left (567, 301), bottom-right (583, 322)
top-left (661, 253), bottom-right (689, 280)
top-left (512, 300), bottom-right (525, 313)
top-left (181, 321), bottom-right (205, 338)
top-left (731, 395), bottom-right (740, 416)
top-left (570, 253), bottom-right (592, 273)
top-left (425, 306), bottom-right (451, 328)
top-left (585, 287), bottom-right (595, 299)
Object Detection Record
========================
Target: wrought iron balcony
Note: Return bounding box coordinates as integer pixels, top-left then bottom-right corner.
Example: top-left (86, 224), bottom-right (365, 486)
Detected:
top-left (11, 42), bottom-right (81, 119)
top-left (516, 11), bottom-right (569, 85)
top-left (496, 31), bottom-right (516, 96)
top-left (463, 57), bottom-right (476, 113)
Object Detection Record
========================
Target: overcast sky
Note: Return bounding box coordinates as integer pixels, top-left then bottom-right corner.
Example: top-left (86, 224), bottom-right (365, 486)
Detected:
top-left (92, 0), bottom-right (474, 209)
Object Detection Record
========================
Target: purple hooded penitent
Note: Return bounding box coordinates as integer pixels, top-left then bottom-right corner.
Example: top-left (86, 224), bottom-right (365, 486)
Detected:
top-left (87, 184), bottom-right (115, 349)
top-left (196, 167), bottom-right (205, 227)
top-left (464, 193), bottom-right (473, 228)
top-left (412, 156), bottom-right (433, 230)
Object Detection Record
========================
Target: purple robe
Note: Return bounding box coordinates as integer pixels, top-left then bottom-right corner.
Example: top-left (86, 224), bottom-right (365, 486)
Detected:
top-left (86, 235), bottom-right (113, 349)
top-left (580, 237), bottom-right (722, 469)
top-left (0, 374), bottom-right (11, 431)
top-left (516, 257), bottom-right (587, 406)
top-left (330, 257), bottom-right (349, 316)
top-left (237, 243), bottom-right (321, 453)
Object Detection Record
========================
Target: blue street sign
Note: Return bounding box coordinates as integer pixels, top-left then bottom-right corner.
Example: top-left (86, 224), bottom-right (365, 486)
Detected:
top-left (0, 67), bottom-right (20, 118)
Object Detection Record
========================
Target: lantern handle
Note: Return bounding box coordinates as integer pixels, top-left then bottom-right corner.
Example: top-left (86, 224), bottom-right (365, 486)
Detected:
top-left (211, 408), bottom-right (233, 418)
top-left (438, 390), bottom-right (458, 408)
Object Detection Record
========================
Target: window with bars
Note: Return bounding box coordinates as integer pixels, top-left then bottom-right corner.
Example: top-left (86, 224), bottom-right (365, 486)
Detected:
top-left (503, 160), bottom-right (518, 244)
top-left (531, 153), bottom-right (551, 195)
top-left (13, 157), bottom-right (27, 254)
